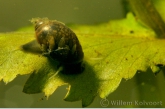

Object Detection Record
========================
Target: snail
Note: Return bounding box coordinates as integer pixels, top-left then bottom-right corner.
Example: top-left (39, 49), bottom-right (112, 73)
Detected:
top-left (31, 18), bottom-right (84, 64)
top-left (27, 18), bottom-right (84, 73)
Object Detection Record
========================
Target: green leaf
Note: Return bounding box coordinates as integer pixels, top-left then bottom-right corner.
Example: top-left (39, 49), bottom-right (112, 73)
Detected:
top-left (0, 13), bottom-right (165, 107)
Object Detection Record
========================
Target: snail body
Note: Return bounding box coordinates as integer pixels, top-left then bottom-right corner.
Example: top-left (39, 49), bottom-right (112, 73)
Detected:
top-left (31, 18), bottom-right (84, 65)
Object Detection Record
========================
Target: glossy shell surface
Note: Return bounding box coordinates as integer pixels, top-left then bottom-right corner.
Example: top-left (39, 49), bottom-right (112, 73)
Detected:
top-left (31, 18), bottom-right (84, 64)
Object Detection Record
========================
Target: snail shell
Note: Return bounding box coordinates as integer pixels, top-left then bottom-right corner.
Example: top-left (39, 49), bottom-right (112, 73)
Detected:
top-left (31, 18), bottom-right (84, 65)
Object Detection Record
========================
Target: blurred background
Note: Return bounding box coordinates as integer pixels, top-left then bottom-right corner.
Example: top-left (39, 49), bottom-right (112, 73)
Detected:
top-left (0, 0), bottom-right (165, 108)
top-left (0, 0), bottom-right (125, 32)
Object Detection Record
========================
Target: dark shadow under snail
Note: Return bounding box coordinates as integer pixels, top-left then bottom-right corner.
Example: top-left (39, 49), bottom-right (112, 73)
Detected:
top-left (21, 18), bottom-right (84, 74)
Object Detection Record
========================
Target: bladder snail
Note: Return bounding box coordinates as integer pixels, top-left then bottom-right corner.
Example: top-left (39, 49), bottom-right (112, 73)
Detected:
top-left (31, 18), bottom-right (84, 73)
